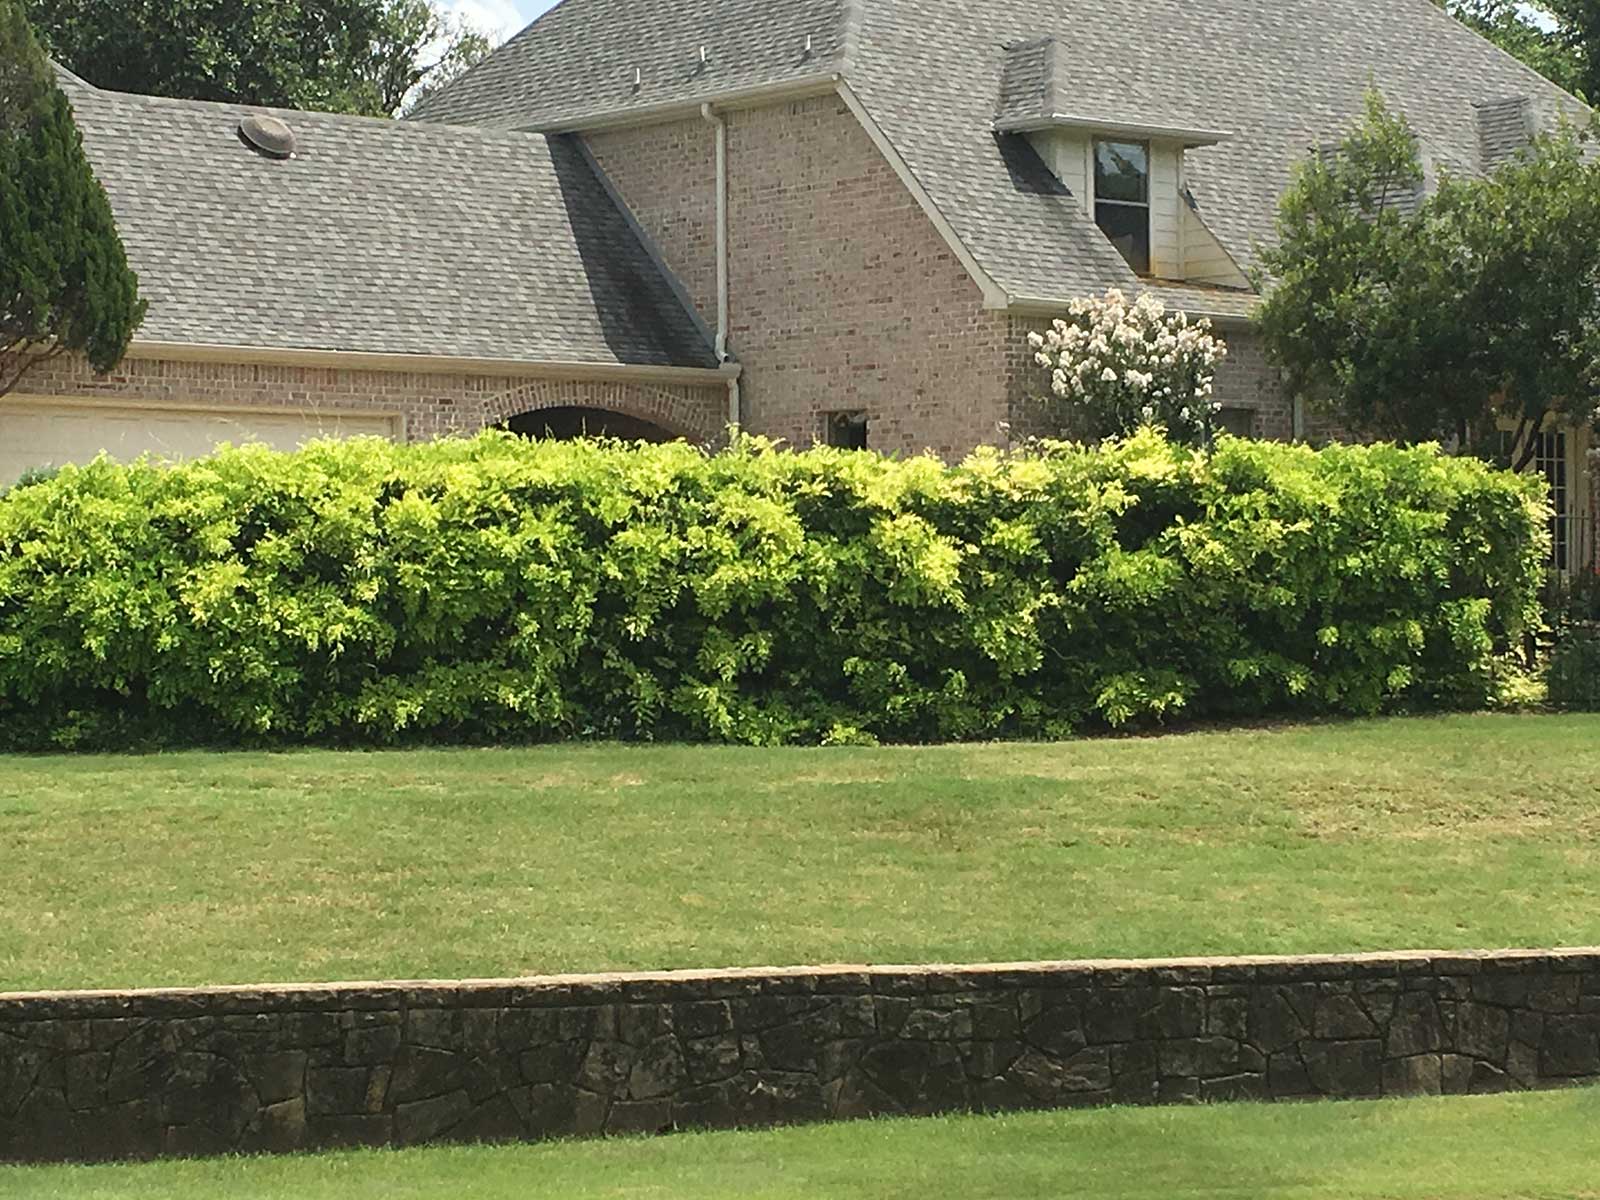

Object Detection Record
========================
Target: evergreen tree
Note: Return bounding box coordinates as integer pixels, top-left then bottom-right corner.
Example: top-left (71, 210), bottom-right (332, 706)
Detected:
top-left (0, 0), bottom-right (144, 396)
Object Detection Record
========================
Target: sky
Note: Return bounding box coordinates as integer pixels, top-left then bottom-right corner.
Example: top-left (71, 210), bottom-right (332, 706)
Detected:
top-left (445, 0), bottom-right (557, 45)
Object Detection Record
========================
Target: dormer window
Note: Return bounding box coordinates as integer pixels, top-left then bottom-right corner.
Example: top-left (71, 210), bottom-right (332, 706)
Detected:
top-left (1094, 139), bottom-right (1150, 274)
top-left (995, 36), bottom-right (1246, 286)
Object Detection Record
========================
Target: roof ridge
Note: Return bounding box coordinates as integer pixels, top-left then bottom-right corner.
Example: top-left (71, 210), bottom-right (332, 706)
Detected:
top-left (404, 0), bottom-right (853, 131)
top-left (407, 0), bottom-right (575, 124)
top-left (74, 84), bottom-right (559, 147)
top-left (1416, 0), bottom-right (1593, 116)
top-left (839, 0), bottom-right (866, 75)
top-left (48, 59), bottom-right (94, 91)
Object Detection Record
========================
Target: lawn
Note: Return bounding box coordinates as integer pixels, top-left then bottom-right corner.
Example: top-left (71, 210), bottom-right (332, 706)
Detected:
top-left (2, 713), bottom-right (1599, 993)
top-left (7, 1090), bottom-right (1598, 1199)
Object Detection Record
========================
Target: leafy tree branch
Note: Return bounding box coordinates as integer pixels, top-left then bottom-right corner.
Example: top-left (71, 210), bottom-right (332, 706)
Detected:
top-left (1257, 91), bottom-right (1600, 470)
top-left (24, 0), bottom-right (496, 117)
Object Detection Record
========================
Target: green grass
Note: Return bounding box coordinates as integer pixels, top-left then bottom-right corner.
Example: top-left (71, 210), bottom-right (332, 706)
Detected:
top-left (8, 1090), bottom-right (1599, 1199)
top-left (2, 713), bottom-right (1599, 993)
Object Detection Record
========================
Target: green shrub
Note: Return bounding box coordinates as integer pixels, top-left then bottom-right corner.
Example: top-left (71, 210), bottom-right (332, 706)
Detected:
top-left (1545, 568), bottom-right (1600, 631)
top-left (0, 464), bottom-right (61, 498)
top-left (0, 429), bottom-right (1547, 749)
top-left (1548, 624), bottom-right (1600, 710)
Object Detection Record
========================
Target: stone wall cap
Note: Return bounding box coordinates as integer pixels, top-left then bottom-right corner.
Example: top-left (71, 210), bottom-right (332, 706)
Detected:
top-left (4, 947), bottom-right (1598, 1011)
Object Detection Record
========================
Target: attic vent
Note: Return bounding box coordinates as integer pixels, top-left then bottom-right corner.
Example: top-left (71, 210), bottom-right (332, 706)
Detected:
top-left (238, 113), bottom-right (296, 159)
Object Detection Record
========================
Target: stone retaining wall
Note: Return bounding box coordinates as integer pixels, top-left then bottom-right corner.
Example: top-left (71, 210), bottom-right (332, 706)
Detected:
top-left (3, 949), bottom-right (1598, 1162)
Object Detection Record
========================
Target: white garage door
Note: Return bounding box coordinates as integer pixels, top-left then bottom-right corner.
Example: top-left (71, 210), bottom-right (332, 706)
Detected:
top-left (0, 399), bottom-right (401, 485)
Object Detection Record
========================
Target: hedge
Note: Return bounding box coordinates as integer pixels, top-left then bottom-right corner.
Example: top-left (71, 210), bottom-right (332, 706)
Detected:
top-left (0, 429), bottom-right (1547, 749)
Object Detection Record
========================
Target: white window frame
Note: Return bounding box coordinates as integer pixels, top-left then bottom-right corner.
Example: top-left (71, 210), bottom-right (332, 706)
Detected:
top-left (1090, 138), bottom-right (1153, 276)
top-left (1501, 421), bottom-right (1591, 574)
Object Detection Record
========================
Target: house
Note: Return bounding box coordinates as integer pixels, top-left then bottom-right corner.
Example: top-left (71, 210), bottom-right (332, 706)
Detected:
top-left (6, 0), bottom-right (1594, 560)
top-left (3, 64), bottom-right (734, 487)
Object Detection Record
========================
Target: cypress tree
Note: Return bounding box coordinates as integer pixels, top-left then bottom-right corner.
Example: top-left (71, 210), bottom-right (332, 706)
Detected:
top-left (0, 0), bottom-right (144, 396)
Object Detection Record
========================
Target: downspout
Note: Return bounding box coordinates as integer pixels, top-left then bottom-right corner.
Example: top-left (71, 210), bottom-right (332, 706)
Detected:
top-left (701, 102), bottom-right (739, 432)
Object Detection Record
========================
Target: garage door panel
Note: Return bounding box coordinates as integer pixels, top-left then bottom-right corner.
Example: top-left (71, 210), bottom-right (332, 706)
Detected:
top-left (0, 402), bottom-right (398, 485)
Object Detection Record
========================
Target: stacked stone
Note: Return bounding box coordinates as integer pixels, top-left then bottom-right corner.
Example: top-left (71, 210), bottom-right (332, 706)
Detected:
top-left (2, 950), bottom-right (1597, 1163)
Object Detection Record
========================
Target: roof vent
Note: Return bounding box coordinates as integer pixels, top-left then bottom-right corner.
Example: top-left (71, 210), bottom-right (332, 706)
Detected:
top-left (238, 113), bottom-right (296, 159)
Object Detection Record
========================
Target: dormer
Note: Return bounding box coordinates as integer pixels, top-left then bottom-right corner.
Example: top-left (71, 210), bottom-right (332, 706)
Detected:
top-left (996, 38), bottom-right (1250, 288)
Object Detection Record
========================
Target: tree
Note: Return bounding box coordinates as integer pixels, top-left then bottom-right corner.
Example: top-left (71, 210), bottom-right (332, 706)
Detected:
top-left (1255, 90), bottom-right (1600, 470)
top-left (366, 0), bottom-right (492, 117)
top-left (23, 0), bottom-right (495, 118)
top-left (1, 0), bottom-right (145, 397)
top-left (1027, 288), bottom-right (1229, 447)
top-left (1438, 1), bottom-right (1600, 101)
top-left (1562, 0), bottom-right (1600, 99)
top-left (1441, 2), bottom-right (1585, 96)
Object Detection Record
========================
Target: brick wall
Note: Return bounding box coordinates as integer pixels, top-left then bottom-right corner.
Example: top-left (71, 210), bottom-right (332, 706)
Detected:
top-left (3, 949), bottom-right (1597, 1163)
top-left (1220, 333), bottom-right (1360, 447)
top-left (587, 96), bottom-right (1011, 460)
top-left (586, 118), bottom-right (719, 329)
top-left (1000, 315), bottom-right (1050, 443)
top-left (10, 355), bottom-right (728, 446)
top-left (1213, 329), bottom-right (1296, 441)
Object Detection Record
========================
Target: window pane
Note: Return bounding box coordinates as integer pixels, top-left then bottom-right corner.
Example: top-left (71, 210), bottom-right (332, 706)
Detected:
top-left (1500, 428), bottom-right (1572, 570)
top-left (824, 411), bottom-right (869, 450)
top-left (1096, 202), bottom-right (1150, 274)
top-left (1094, 140), bottom-right (1148, 203)
top-left (1216, 407), bottom-right (1255, 438)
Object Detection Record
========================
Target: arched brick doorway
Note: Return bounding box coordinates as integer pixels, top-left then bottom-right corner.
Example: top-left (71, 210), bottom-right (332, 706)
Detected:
top-left (482, 380), bottom-right (724, 445)
top-left (502, 406), bottom-right (678, 443)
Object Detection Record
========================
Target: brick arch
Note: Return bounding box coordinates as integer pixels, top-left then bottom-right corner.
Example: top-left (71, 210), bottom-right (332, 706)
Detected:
top-left (481, 378), bottom-right (725, 445)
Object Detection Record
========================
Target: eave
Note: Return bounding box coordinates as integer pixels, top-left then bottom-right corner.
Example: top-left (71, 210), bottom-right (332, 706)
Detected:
top-left (126, 341), bottom-right (741, 386)
top-left (995, 114), bottom-right (1234, 148)
top-left (530, 73), bottom-right (845, 134)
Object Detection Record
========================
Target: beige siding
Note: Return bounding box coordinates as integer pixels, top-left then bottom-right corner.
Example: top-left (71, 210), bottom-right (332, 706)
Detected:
top-left (1178, 154), bottom-right (1250, 287)
top-left (1027, 130), bottom-right (1091, 204)
top-left (1181, 202), bottom-right (1251, 287)
top-left (1148, 142), bottom-right (1183, 279)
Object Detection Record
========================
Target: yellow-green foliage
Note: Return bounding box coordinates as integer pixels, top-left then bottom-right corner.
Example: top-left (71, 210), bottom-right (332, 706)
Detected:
top-left (0, 430), bottom-right (1547, 748)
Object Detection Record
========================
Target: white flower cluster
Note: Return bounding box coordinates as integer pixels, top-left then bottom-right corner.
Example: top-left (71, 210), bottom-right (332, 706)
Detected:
top-left (1026, 289), bottom-right (1228, 445)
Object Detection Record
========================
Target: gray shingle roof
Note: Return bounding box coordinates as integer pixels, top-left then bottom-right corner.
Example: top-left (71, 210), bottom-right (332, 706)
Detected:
top-left (994, 35), bottom-right (1234, 140)
top-left (995, 39), bottom-right (1055, 131)
top-left (412, 0), bottom-right (1590, 315)
top-left (407, 0), bottom-right (850, 129)
top-left (1476, 95), bottom-right (1535, 171)
top-left (60, 78), bottom-right (716, 369)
